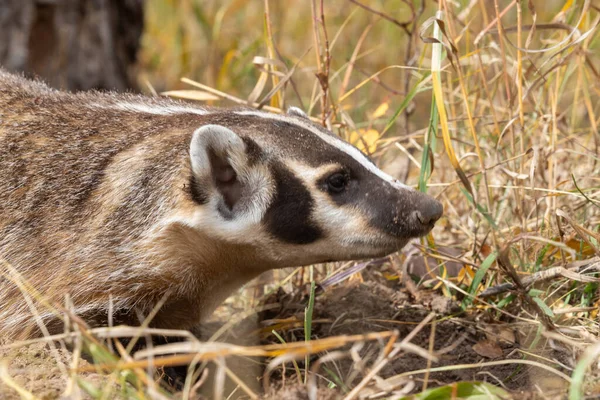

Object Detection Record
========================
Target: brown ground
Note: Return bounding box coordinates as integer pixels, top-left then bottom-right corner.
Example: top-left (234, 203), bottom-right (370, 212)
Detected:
top-left (0, 275), bottom-right (577, 399)
top-left (0, 342), bottom-right (123, 399)
top-left (255, 280), bottom-right (572, 399)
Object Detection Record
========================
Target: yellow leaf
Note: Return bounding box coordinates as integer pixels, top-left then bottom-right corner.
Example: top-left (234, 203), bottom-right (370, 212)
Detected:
top-left (592, 299), bottom-right (599, 319)
top-left (382, 272), bottom-right (399, 281)
top-left (349, 128), bottom-right (380, 153)
top-left (457, 265), bottom-right (474, 286)
top-left (432, 72), bottom-right (474, 198)
top-left (560, 0), bottom-right (574, 14)
top-left (370, 102), bottom-right (389, 119)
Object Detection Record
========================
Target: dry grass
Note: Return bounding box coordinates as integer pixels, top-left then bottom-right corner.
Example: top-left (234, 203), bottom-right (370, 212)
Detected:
top-left (2, 0), bottom-right (600, 399)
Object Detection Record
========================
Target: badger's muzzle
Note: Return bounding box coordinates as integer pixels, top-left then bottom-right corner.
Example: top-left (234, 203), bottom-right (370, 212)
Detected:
top-left (407, 190), bottom-right (443, 235)
top-left (368, 184), bottom-right (443, 241)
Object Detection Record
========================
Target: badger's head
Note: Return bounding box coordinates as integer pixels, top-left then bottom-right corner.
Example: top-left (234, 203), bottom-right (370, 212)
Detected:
top-left (185, 107), bottom-right (442, 268)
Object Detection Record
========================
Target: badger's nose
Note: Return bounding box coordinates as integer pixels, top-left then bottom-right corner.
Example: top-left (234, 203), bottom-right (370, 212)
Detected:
top-left (414, 197), bottom-right (443, 226)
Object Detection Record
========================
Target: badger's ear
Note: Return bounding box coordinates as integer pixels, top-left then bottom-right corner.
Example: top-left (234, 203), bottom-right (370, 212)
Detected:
top-left (190, 125), bottom-right (248, 213)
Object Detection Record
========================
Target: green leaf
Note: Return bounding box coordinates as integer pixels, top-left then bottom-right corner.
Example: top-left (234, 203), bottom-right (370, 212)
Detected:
top-left (459, 187), bottom-right (498, 229)
top-left (419, 90), bottom-right (439, 193)
top-left (399, 381), bottom-right (511, 399)
top-left (304, 278), bottom-right (316, 383)
top-left (528, 288), bottom-right (544, 297)
top-left (496, 293), bottom-right (516, 309)
top-left (462, 252), bottom-right (497, 309)
top-left (77, 378), bottom-right (102, 398)
top-left (532, 296), bottom-right (555, 318)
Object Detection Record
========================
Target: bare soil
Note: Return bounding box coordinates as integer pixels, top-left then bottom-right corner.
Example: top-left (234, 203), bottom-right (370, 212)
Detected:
top-left (0, 277), bottom-right (574, 399)
top-left (256, 280), bottom-right (571, 399)
top-left (0, 342), bottom-right (122, 400)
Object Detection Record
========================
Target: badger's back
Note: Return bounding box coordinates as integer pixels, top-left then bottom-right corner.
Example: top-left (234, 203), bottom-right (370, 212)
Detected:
top-left (0, 71), bottom-right (213, 337)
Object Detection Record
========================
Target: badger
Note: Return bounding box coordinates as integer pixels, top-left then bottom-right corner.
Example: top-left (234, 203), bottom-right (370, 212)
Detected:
top-left (0, 69), bottom-right (442, 340)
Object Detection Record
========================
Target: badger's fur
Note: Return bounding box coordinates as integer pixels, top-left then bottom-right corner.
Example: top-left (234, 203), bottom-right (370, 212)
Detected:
top-left (0, 70), bottom-right (443, 340)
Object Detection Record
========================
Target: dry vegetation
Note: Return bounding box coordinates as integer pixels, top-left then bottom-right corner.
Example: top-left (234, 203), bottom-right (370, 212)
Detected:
top-left (2, 0), bottom-right (600, 399)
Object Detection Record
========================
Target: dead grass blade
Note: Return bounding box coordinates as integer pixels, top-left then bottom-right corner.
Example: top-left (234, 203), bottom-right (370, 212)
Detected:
top-left (342, 313), bottom-right (436, 400)
top-left (181, 77), bottom-right (280, 114)
top-left (557, 209), bottom-right (600, 257)
top-left (480, 257), bottom-right (600, 297)
top-left (78, 331), bottom-right (397, 372)
top-left (161, 90), bottom-right (220, 101)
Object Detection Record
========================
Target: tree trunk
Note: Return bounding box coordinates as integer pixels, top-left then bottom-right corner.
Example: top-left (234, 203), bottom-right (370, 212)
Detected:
top-left (0, 0), bottom-right (144, 91)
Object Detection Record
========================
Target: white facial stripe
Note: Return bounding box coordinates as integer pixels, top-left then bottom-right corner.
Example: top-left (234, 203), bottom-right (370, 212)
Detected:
top-left (286, 159), bottom-right (339, 182)
top-left (233, 110), bottom-right (412, 190)
top-left (160, 206), bottom-right (267, 245)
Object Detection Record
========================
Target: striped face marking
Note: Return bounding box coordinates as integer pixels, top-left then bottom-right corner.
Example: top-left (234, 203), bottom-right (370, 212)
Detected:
top-left (233, 110), bottom-right (412, 191)
top-left (103, 99), bottom-right (440, 263)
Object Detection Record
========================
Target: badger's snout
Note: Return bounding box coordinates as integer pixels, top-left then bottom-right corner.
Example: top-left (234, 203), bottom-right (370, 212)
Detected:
top-left (412, 193), bottom-right (443, 227)
top-left (403, 190), bottom-right (443, 237)
top-left (370, 187), bottom-right (443, 240)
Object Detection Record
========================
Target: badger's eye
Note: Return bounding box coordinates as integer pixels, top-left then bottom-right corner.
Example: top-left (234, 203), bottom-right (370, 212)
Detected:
top-left (326, 172), bottom-right (349, 193)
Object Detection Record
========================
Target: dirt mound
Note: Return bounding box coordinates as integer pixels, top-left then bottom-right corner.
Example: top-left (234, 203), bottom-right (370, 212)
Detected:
top-left (255, 280), bottom-right (571, 398)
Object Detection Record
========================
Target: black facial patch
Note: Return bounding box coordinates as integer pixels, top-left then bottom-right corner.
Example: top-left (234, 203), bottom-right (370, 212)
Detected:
top-left (264, 162), bottom-right (323, 244)
top-left (316, 168), bottom-right (357, 206)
